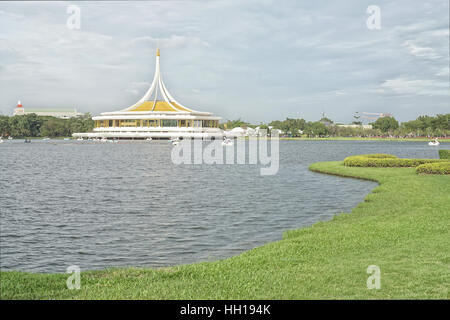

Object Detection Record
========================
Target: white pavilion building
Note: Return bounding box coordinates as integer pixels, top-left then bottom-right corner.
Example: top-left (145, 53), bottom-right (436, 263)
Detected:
top-left (73, 48), bottom-right (223, 140)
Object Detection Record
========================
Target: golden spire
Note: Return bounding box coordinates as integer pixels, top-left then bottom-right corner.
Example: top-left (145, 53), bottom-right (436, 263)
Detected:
top-left (156, 47), bottom-right (160, 57)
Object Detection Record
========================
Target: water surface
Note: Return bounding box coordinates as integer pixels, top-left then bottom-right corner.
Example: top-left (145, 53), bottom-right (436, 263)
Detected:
top-left (0, 139), bottom-right (444, 272)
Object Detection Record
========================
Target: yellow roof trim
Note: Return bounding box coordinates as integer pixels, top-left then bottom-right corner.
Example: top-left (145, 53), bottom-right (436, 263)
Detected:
top-left (129, 101), bottom-right (192, 112)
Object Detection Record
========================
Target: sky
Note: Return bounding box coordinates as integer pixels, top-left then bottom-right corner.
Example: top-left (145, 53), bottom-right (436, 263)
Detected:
top-left (0, 0), bottom-right (448, 124)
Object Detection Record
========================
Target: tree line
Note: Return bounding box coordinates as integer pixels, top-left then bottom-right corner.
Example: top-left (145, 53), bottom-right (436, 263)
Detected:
top-left (0, 114), bottom-right (94, 138)
top-left (1, 113), bottom-right (448, 138)
top-left (221, 114), bottom-right (450, 138)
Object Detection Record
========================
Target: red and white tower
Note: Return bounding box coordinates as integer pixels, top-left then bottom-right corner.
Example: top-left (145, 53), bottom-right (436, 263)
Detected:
top-left (14, 100), bottom-right (25, 115)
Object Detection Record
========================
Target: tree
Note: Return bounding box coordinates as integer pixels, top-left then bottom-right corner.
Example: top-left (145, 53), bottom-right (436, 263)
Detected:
top-left (269, 118), bottom-right (306, 137)
top-left (371, 117), bottom-right (399, 133)
top-left (0, 116), bottom-right (10, 136)
top-left (222, 119), bottom-right (250, 129)
top-left (304, 121), bottom-right (328, 137)
top-left (319, 117), bottom-right (334, 125)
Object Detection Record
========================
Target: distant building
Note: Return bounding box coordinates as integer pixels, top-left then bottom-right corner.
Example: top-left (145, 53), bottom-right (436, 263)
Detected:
top-left (338, 124), bottom-right (373, 130)
top-left (13, 101), bottom-right (83, 119)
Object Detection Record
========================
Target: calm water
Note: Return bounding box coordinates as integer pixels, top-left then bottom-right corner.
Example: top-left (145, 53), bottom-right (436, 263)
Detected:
top-left (0, 139), bottom-right (445, 273)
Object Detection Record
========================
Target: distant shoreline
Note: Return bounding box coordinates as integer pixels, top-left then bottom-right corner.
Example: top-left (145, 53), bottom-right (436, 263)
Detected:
top-left (278, 137), bottom-right (450, 142)
top-left (6, 136), bottom-right (450, 143)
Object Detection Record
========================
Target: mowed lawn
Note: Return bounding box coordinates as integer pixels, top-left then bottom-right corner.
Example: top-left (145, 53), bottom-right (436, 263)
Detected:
top-left (1, 161), bottom-right (449, 299)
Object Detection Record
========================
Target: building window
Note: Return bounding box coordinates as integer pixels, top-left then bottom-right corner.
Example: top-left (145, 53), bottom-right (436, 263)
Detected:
top-left (123, 120), bottom-right (137, 127)
top-left (162, 119), bottom-right (177, 127)
top-left (194, 120), bottom-right (202, 127)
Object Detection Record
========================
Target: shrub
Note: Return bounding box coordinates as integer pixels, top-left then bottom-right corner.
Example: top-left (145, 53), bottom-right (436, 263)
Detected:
top-left (438, 150), bottom-right (450, 160)
top-left (416, 162), bottom-right (450, 175)
top-left (344, 154), bottom-right (448, 168)
top-left (359, 154), bottom-right (398, 159)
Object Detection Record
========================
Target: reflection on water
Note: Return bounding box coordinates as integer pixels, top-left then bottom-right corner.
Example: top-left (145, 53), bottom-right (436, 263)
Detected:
top-left (0, 139), bottom-right (443, 272)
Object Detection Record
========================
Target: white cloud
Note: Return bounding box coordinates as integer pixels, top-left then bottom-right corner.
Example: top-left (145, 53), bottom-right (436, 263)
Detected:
top-left (380, 77), bottom-right (449, 96)
top-left (403, 40), bottom-right (440, 59)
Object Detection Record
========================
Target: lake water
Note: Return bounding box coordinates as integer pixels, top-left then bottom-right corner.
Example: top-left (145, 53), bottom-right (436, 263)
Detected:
top-left (0, 139), bottom-right (445, 273)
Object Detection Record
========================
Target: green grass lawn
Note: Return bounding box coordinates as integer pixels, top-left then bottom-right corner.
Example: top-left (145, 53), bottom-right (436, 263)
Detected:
top-left (1, 161), bottom-right (449, 299)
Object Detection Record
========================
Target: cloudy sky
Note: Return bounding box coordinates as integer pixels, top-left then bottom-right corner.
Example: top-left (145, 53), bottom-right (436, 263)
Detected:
top-left (0, 0), bottom-right (448, 123)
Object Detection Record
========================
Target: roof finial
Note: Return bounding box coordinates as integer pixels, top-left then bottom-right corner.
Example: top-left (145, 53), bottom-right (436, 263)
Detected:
top-left (156, 47), bottom-right (160, 57)
top-left (156, 39), bottom-right (160, 57)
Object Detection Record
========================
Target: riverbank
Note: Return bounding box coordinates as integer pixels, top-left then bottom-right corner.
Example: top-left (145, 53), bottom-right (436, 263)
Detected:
top-left (5, 136), bottom-right (450, 142)
top-left (1, 160), bottom-right (449, 299)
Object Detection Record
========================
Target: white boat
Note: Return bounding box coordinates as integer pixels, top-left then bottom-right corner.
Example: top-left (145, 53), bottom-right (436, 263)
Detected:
top-left (428, 139), bottom-right (440, 146)
top-left (8, 136), bottom-right (13, 140)
top-left (76, 137), bottom-right (84, 141)
top-left (100, 137), bottom-right (108, 142)
top-left (146, 137), bottom-right (152, 141)
top-left (222, 138), bottom-right (233, 146)
top-left (42, 137), bottom-right (50, 141)
top-left (0, 139), bottom-right (3, 144)
top-left (172, 140), bottom-right (180, 146)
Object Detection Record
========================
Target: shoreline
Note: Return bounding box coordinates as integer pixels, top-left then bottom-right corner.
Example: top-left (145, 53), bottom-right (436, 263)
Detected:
top-left (279, 137), bottom-right (450, 142)
top-left (1, 160), bottom-right (449, 299)
top-left (6, 136), bottom-right (450, 142)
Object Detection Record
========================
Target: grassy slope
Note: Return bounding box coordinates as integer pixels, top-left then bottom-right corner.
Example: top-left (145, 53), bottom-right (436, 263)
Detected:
top-left (1, 162), bottom-right (449, 299)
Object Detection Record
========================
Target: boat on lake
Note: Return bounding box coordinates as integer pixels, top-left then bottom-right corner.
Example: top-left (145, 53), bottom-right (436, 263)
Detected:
top-left (428, 138), bottom-right (440, 146)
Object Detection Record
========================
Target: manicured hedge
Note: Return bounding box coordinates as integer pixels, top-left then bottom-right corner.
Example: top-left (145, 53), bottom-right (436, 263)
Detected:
top-left (439, 150), bottom-right (450, 160)
top-left (357, 154), bottom-right (398, 159)
top-left (344, 154), bottom-right (448, 168)
top-left (416, 162), bottom-right (450, 175)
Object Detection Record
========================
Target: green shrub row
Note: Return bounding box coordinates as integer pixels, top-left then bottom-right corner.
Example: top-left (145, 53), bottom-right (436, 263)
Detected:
top-left (416, 162), bottom-right (450, 175)
top-left (357, 154), bottom-right (398, 159)
top-left (344, 154), bottom-right (448, 168)
top-left (438, 150), bottom-right (450, 160)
